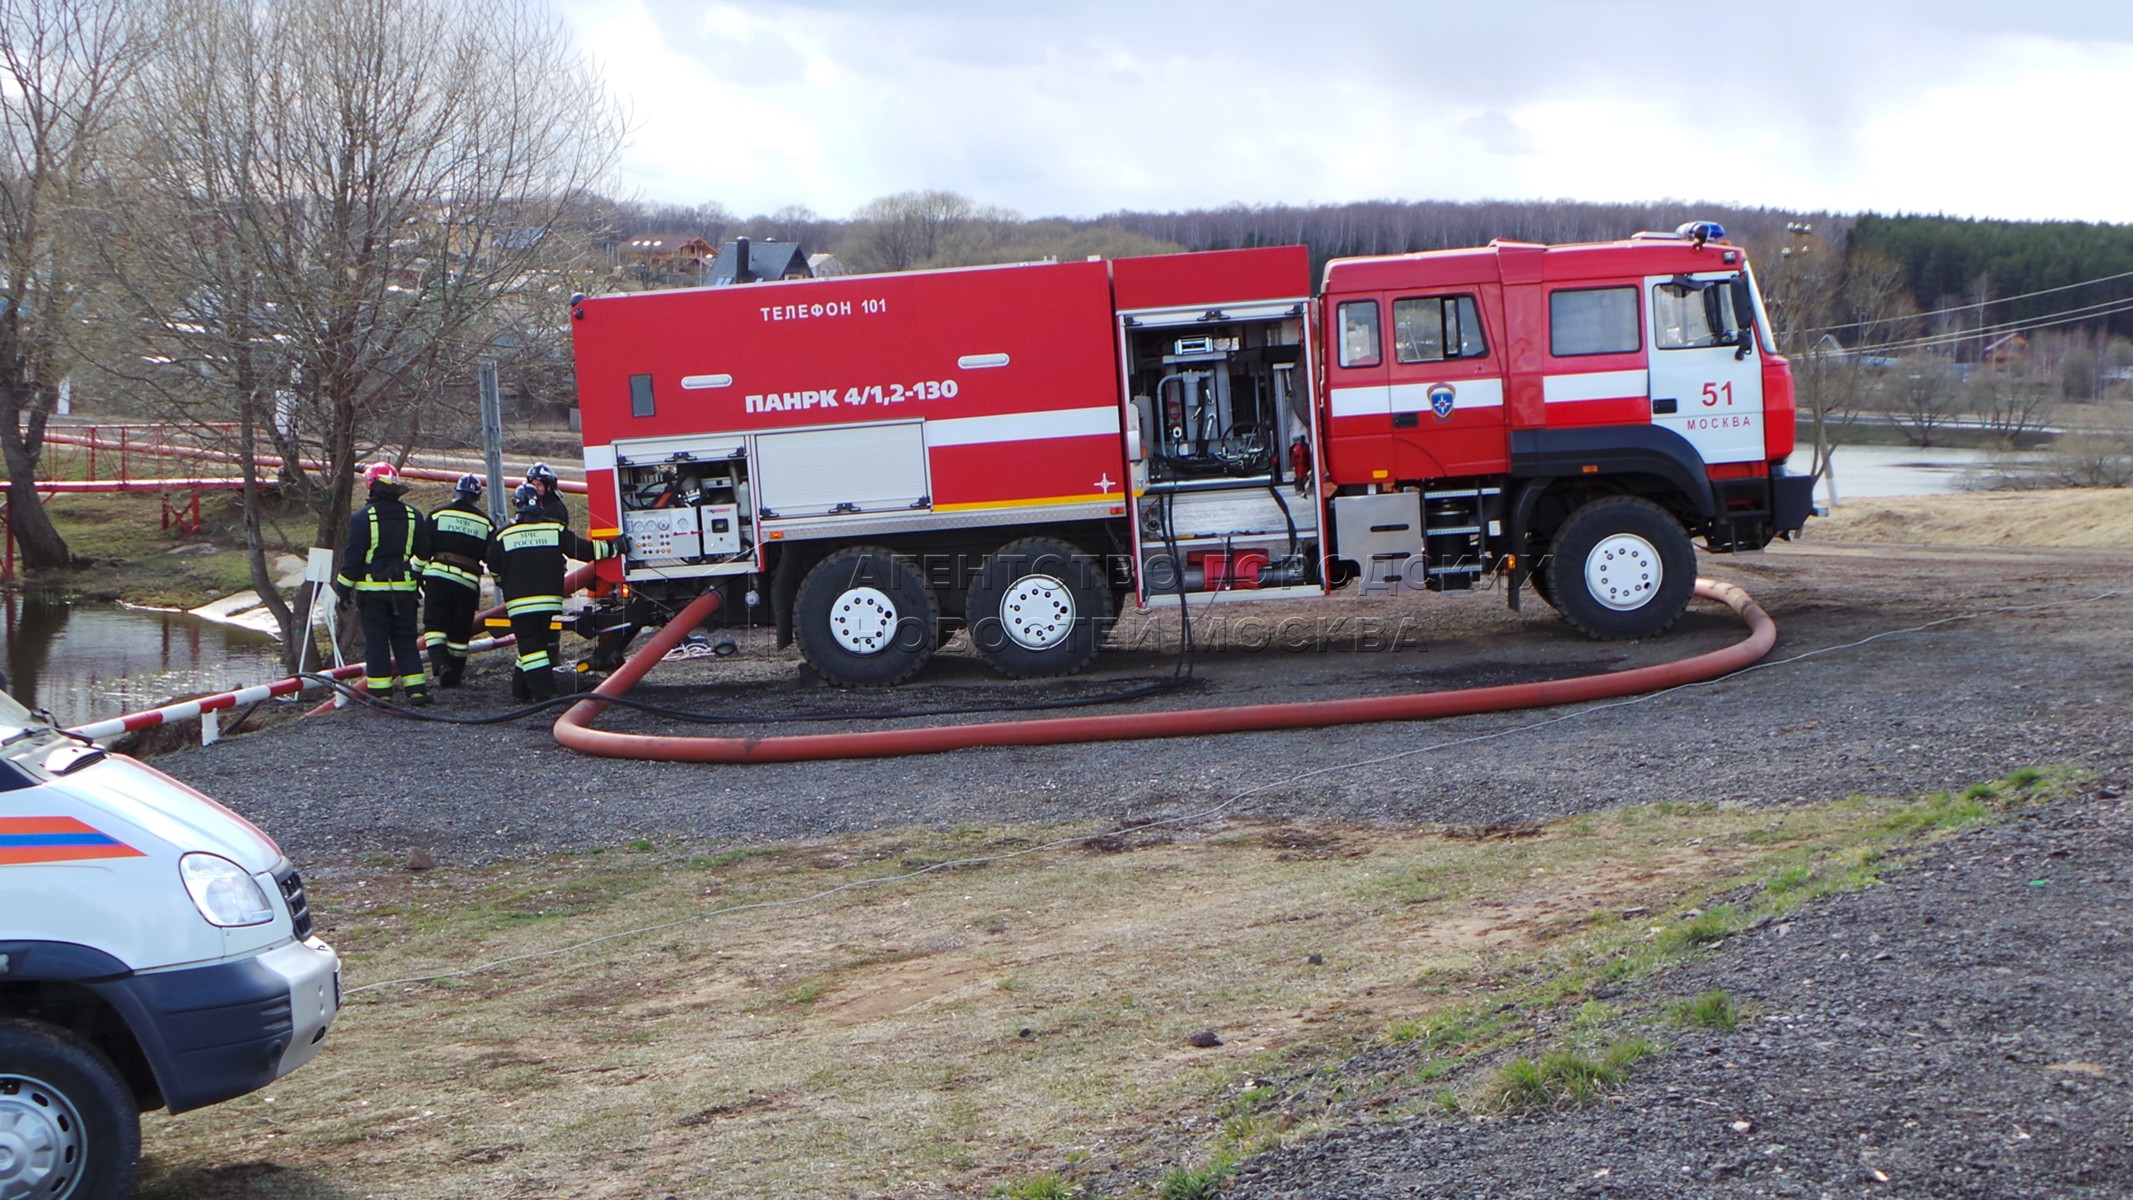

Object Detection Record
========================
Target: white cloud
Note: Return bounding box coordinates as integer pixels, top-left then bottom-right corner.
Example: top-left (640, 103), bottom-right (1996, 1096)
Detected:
top-left (558, 0), bottom-right (2133, 222)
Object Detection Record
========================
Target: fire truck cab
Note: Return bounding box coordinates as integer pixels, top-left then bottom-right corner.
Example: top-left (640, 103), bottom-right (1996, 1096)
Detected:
top-left (569, 224), bottom-right (1812, 688)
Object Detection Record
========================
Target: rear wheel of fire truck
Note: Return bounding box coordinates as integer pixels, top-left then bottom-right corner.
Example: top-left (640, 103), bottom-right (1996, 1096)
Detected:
top-left (1549, 496), bottom-right (1695, 639)
top-left (966, 537), bottom-right (1113, 679)
top-left (793, 546), bottom-right (941, 687)
top-left (0, 1019), bottom-right (140, 1200)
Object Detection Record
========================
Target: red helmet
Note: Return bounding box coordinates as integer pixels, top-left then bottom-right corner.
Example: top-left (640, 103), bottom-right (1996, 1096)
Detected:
top-left (362, 461), bottom-right (399, 488)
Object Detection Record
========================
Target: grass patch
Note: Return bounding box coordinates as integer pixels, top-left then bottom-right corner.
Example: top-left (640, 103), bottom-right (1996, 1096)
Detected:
top-left (1655, 906), bottom-right (1741, 954)
top-left (1668, 989), bottom-right (1742, 1031)
top-left (992, 1174), bottom-right (1080, 1200)
top-left (1476, 1037), bottom-right (1656, 1114)
top-left (1156, 1158), bottom-right (1234, 1200)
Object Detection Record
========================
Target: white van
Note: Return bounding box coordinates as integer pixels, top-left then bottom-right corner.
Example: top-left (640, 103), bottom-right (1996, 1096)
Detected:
top-left (0, 688), bottom-right (339, 1199)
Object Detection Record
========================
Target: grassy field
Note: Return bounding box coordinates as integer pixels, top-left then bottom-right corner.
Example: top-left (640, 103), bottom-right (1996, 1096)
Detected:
top-left (1811, 487), bottom-right (2133, 548)
top-left (133, 770), bottom-right (2079, 1199)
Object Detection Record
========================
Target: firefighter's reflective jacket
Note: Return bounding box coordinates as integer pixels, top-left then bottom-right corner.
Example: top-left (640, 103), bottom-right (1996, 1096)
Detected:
top-left (486, 517), bottom-right (616, 616)
top-left (335, 489), bottom-right (430, 595)
top-left (422, 495), bottom-right (495, 590)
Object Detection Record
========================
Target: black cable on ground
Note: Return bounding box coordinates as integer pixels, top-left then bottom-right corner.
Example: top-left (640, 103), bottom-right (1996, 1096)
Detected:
top-left (300, 672), bottom-right (1192, 728)
top-left (221, 699), bottom-right (270, 738)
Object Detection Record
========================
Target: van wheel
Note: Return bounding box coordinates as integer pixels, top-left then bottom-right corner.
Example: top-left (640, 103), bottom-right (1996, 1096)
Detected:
top-left (0, 1019), bottom-right (139, 1200)
top-left (793, 546), bottom-right (939, 686)
top-left (1550, 496), bottom-right (1695, 639)
top-left (966, 538), bottom-right (1112, 679)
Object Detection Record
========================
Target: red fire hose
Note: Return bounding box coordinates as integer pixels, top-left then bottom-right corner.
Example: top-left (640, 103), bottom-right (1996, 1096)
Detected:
top-left (553, 579), bottom-right (1776, 764)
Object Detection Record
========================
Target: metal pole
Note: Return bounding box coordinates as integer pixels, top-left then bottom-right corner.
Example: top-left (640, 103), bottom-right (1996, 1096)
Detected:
top-left (479, 359), bottom-right (506, 528)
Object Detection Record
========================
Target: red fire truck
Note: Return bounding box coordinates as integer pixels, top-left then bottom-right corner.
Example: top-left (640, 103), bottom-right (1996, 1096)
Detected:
top-left (567, 223), bottom-right (1814, 687)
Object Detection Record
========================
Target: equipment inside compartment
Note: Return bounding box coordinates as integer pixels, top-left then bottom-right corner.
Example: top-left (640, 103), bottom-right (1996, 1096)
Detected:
top-left (1126, 316), bottom-right (1305, 484)
top-left (615, 447), bottom-right (751, 568)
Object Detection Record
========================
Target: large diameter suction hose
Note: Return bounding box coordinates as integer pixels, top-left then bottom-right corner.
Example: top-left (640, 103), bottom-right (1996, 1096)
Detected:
top-left (554, 579), bottom-right (1775, 765)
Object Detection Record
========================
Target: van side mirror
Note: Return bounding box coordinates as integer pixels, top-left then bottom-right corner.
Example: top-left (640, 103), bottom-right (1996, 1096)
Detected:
top-left (1735, 326), bottom-right (1755, 361)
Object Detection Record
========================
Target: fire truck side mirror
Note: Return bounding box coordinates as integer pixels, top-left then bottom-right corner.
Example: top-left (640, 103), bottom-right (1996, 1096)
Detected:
top-left (1730, 277), bottom-right (1757, 359)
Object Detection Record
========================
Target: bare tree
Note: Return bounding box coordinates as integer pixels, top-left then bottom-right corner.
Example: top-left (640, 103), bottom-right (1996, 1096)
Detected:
top-left (1761, 235), bottom-right (1918, 500)
top-left (1886, 358), bottom-right (1960, 447)
top-left (839, 190), bottom-right (1017, 273)
top-left (100, 0), bottom-right (620, 667)
top-left (1966, 365), bottom-right (2056, 445)
top-left (0, 0), bottom-right (145, 569)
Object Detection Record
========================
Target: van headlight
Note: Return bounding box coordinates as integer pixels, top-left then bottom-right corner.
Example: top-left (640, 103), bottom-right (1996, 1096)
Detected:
top-left (180, 853), bottom-right (276, 927)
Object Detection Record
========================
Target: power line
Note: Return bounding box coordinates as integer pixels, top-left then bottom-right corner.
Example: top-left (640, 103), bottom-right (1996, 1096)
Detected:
top-left (1798, 266), bottom-right (2133, 338)
top-left (1847, 295), bottom-right (2133, 357)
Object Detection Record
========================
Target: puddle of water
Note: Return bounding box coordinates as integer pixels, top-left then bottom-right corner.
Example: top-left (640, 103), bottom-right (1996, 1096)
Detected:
top-left (0, 591), bottom-right (285, 729)
top-left (1816, 443), bottom-right (2041, 502)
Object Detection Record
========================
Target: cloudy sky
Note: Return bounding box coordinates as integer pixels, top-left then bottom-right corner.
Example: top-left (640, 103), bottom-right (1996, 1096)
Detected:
top-left (555, 0), bottom-right (2133, 224)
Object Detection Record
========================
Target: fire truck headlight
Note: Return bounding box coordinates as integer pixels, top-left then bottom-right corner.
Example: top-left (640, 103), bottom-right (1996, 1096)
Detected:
top-left (180, 853), bottom-right (276, 927)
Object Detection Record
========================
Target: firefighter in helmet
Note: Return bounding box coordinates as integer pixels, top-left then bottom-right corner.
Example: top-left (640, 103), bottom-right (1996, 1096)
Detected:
top-left (487, 481), bottom-right (617, 701)
top-left (334, 462), bottom-right (432, 705)
top-left (523, 461), bottom-right (571, 527)
top-left (420, 473), bottom-right (494, 688)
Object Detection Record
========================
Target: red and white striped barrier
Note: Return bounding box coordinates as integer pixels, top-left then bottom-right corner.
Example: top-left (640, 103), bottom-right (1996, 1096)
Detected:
top-left (38, 478), bottom-right (252, 492)
top-left (42, 432), bottom-right (587, 493)
top-left (73, 564), bottom-right (604, 741)
top-left (68, 664), bottom-right (367, 742)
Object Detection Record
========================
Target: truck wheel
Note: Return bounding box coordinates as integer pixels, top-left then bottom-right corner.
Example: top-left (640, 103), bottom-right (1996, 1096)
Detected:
top-left (0, 1020), bottom-right (139, 1200)
top-left (793, 546), bottom-right (939, 687)
top-left (1526, 559), bottom-right (1558, 610)
top-left (966, 538), bottom-right (1113, 679)
top-left (1549, 496), bottom-right (1695, 639)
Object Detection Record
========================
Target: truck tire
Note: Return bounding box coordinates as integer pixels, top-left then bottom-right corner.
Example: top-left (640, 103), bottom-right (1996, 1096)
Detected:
top-left (792, 546), bottom-right (939, 687)
top-left (1526, 560), bottom-right (1557, 610)
top-left (965, 537), bottom-right (1113, 679)
top-left (1549, 496), bottom-right (1695, 639)
top-left (0, 1019), bottom-right (139, 1200)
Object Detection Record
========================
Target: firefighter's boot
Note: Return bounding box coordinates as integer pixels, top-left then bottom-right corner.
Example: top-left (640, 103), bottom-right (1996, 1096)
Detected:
top-left (510, 669), bottom-right (531, 703)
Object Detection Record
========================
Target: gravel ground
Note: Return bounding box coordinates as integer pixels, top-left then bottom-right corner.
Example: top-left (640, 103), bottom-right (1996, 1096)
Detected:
top-left (154, 541), bottom-right (2133, 866)
top-left (1228, 788), bottom-right (2133, 1199)
top-left (144, 536), bottom-right (2133, 1197)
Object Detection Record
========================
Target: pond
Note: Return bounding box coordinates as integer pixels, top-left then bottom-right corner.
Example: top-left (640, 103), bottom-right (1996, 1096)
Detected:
top-left (0, 590), bottom-right (286, 730)
top-left (1815, 443), bottom-right (2037, 503)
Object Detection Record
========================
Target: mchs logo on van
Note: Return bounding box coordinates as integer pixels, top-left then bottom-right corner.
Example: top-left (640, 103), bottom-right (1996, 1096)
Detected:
top-left (1429, 384), bottom-right (1456, 419)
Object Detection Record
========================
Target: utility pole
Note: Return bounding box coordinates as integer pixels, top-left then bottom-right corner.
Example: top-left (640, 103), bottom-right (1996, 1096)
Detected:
top-left (479, 360), bottom-right (506, 528)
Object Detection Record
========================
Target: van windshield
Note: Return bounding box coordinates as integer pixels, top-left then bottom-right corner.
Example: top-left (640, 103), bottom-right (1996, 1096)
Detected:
top-left (0, 688), bottom-right (46, 743)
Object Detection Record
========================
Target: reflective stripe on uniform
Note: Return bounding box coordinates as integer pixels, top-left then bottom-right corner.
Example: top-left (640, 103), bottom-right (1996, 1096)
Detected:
top-left (355, 506), bottom-right (422, 591)
top-left (422, 562), bottom-right (480, 589)
top-left (515, 649), bottom-right (551, 671)
top-left (505, 595), bottom-right (563, 616)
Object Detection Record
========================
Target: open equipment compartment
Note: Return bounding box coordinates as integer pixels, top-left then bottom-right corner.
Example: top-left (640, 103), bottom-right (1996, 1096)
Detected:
top-left (1122, 304), bottom-right (1322, 599)
top-left (613, 434), bottom-right (754, 581)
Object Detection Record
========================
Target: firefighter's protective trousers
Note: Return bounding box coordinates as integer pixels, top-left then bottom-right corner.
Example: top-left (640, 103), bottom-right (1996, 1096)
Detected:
top-left (337, 493), bottom-right (430, 698)
top-left (486, 517), bottom-right (616, 702)
top-left (421, 501), bottom-right (494, 687)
